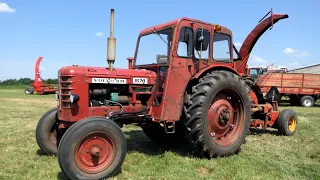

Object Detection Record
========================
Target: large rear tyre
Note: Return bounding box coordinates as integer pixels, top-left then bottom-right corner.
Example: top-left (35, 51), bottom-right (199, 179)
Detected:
top-left (277, 109), bottom-right (297, 136)
top-left (36, 107), bottom-right (59, 155)
top-left (184, 70), bottom-right (251, 158)
top-left (58, 117), bottom-right (127, 180)
top-left (25, 86), bottom-right (34, 94)
top-left (142, 121), bottom-right (186, 145)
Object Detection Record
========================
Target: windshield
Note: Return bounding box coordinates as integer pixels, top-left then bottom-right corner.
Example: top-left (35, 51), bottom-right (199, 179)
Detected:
top-left (135, 28), bottom-right (173, 65)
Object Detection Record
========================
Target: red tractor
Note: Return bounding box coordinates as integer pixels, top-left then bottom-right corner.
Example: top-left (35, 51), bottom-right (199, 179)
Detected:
top-left (25, 57), bottom-right (57, 95)
top-left (36, 9), bottom-right (297, 179)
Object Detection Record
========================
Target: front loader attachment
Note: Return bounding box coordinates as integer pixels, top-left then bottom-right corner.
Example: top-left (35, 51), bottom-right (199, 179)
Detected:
top-left (234, 9), bottom-right (289, 74)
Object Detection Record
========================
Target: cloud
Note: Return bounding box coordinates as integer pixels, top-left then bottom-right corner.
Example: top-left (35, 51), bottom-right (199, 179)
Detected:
top-left (0, 3), bottom-right (15, 13)
top-left (295, 51), bottom-right (309, 58)
top-left (250, 55), bottom-right (267, 63)
top-left (283, 48), bottom-right (310, 58)
top-left (248, 54), bottom-right (268, 68)
top-left (95, 32), bottom-right (104, 36)
top-left (283, 48), bottom-right (295, 54)
top-left (234, 42), bottom-right (242, 48)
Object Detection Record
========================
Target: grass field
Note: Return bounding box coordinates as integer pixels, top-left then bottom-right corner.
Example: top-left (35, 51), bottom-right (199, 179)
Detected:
top-left (0, 88), bottom-right (319, 180)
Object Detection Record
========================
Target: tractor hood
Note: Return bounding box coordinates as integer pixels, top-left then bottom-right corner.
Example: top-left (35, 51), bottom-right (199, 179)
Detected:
top-left (59, 65), bottom-right (157, 85)
top-left (234, 10), bottom-right (289, 74)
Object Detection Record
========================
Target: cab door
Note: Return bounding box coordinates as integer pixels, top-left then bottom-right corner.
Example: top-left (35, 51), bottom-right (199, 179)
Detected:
top-left (155, 20), bottom-right (212, 122)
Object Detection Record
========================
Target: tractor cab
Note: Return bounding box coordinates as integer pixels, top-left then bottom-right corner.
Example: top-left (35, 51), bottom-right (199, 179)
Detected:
top-left (133, 18), bottom-right (236, 122)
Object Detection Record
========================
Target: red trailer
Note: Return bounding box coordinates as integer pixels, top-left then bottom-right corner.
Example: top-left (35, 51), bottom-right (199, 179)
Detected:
top-left (25, 57), bottom-right (57, 95)
top-left (253, 71), bottom-right (320, 107)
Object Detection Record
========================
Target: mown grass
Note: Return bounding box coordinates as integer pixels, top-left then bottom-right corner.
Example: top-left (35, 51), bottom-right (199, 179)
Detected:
top-left (0, 89), bottom-right (319, 180)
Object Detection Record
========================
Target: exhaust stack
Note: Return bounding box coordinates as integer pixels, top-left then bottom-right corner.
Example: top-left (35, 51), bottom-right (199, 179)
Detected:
top-left (107, 9), bottom-right (116, 71)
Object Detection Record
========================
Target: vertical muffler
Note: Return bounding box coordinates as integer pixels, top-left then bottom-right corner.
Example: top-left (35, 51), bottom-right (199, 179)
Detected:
top-left (107, 9), bottom-right (116, 71)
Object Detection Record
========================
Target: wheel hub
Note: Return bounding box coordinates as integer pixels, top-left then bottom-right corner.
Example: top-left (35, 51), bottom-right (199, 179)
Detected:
top-left (219, 109), bottom-right (230, 126)
top-left (75, 133), bottom-right (115, 174)
top-left (91, 146), bottom-right (100, 157)
top-left (207, 99), bottom-right (234, 139)
top-left (305, 99), bottom-right (311, 106)
top-left (288, 116), bottom-right (297, 132)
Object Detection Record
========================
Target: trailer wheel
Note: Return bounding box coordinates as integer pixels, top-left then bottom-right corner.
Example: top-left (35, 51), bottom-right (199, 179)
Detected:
top-left (58, 117), bottom-right (127, 180)
top-left (25, 86), bottom-right (34, 94)
top-left (36, 107), bottom-right (59, 155)
top-left (277, 109), bottom-right (297, 136)
top-left (300, 96), bottom-right (315, 107)
top-left (142, 121), bottom-right (186, 145)
top-left (184, 70), bottom-right (251, 158)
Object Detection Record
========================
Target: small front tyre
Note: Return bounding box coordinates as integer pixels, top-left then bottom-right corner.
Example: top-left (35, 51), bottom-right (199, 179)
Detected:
top-left (277, 109), bottom-right (298, 136)
top-left (58, 117), bottom-right (127, 180)
top-left (36, 107), bottom-right (59, 155)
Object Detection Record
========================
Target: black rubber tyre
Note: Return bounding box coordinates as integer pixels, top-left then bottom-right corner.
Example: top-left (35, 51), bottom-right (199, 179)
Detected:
top-left (142, 121), bottom-right (186, 145)
top-left (184, 70), bottom-right (252, 158)
top-left (244, 77), bottom-right (254, 87)
top-left (277, 109), bottom-right (298, 136)
top-left (25, 86), bottom-right (34, 94)
top-left (300, 96), bottom-right (315, 107)
top-left (36, 107), bottom-right (59, 155)
top-left (58, 117), bottom-right (127, 180)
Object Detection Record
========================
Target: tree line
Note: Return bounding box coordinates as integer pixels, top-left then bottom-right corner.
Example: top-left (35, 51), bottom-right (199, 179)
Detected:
top-left (0, 78), bottom-right (58, 85)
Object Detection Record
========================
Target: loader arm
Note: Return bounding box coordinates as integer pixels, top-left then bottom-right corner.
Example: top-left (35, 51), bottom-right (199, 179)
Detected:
top-left (34, 56), bottom-right (44, 85)
top-left (234, 9), bottom-right (289, 74)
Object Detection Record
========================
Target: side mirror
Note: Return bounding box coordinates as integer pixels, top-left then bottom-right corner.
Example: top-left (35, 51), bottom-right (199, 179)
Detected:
top-left (195, 30), bottom-right (209, 51)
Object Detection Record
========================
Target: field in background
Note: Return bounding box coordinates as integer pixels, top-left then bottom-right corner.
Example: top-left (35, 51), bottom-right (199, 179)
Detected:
top-left (0, 88), bottom-right (319, 180)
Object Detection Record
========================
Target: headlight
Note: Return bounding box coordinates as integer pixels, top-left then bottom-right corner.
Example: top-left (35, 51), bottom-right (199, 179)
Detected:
top-left (70, 94), bottom-right (80, 103)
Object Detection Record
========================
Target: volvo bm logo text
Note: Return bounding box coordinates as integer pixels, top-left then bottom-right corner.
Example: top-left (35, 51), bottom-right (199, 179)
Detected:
top-left (92, 78), bottom-right (126, 84)
top-left (133, 78), bottom-right (148, 84)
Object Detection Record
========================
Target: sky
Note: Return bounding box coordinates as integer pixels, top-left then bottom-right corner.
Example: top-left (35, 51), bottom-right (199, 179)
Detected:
top-left (0, 0), bottom-right (319, 80)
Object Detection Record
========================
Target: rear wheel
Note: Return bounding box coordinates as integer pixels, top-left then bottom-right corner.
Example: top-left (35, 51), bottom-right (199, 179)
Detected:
top-left (36, 107), bottom-right (59, 155)
top-left (58, 117), bottom-right (127, 180)
top-left (184, 70), bottom-right (251, 157)
top-left (25, 86), bottom-right (34, 94)
top-left (277, 109), bottom-right (297, 136)
top-left (300, 96), bottom-right (315, 107)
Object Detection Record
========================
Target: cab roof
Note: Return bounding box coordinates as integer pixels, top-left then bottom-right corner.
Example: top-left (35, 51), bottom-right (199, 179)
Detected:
top-left (139, 17), bottom-right (230, 35)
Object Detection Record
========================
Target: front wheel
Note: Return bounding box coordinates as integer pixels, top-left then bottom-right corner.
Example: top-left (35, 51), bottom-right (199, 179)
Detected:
top-left (58, 117), bottom-right (127, 180)
top-left (36, 107), bottom-right (59, 155)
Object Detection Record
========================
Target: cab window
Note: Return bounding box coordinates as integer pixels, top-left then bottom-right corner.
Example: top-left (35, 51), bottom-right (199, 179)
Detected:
top-left (213, 33), bottom-right (231, 62)
top-left (177, 27), bottom-right (193, 57)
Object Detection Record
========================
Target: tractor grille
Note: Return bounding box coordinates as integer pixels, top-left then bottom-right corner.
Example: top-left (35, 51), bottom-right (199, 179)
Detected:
top-left (60, 76), bottom-right (73, 108)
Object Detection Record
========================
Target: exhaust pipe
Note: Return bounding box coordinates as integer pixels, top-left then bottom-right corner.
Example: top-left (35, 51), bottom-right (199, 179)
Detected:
top-left (107, 9), bottom-right (116, 71)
